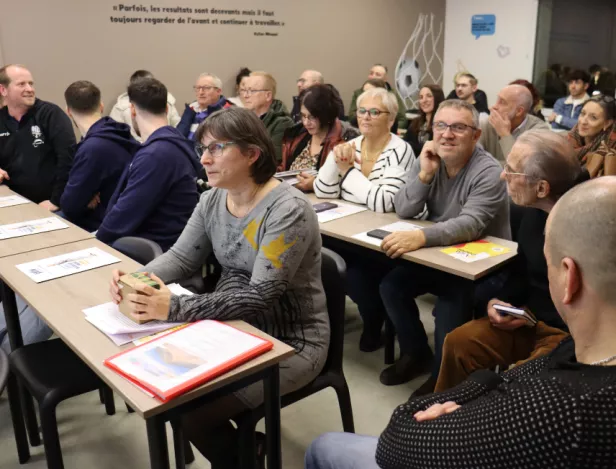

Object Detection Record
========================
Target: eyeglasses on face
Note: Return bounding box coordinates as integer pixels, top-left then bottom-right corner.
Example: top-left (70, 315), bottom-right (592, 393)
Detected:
top-left (195, 141), bottom-right (236, 158)
top-left (432, 121), bottom-right (477, 135)
top-left (194, 85), bottom-right (219, 92)
top-left (502, 163), bottom-right (536, 179)
top-left (357, 107), bottom-right (390, 118)
top-left (239, 89), bottom-right (268, 96)
top-left (300, 113), bottom-right (318, 123)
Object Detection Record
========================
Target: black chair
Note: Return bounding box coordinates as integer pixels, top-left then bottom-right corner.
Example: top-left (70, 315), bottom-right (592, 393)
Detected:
top-left (111, 236), bottom-right (163, 265)
top-left (0, 346), bottom-right (8, 396)
top-left (7, 339), bottom-right (116, 468)
top-left (232, 247), bottom-right (355, 468)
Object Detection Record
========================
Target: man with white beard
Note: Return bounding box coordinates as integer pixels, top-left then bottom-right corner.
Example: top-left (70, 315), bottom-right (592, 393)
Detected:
top-left (479, 84), bottom-right (549, 164)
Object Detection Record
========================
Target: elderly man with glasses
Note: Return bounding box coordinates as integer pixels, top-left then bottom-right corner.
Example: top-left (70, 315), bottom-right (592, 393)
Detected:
top-left (177, 73), bottom-right (234, 141)
top-left (377, 99), bottom-right (511, 394)
top-left (434, 130), bottom-right (587, 393)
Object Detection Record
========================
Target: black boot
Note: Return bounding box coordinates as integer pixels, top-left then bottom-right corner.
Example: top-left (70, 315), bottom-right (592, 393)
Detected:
top-left (379, 349), bottom-right (434, 386)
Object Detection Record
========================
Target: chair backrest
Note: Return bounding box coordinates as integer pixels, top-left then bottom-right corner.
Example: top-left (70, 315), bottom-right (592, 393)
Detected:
top-left (111, 237), bottom-right (163, 265)
top-left (320, 247), bottom-right (347, 373)
top-left (0, 346), bottom-right (8, 395)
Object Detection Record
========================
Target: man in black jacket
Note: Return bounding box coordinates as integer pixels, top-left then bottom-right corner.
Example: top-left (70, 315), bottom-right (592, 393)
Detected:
top-left (0, 64), bottom-right (75, 210)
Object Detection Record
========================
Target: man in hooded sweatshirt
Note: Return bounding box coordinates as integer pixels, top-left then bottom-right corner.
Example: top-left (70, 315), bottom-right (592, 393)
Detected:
top-left (243, 71), bottom-right (293, 163)
top-left (109, 70), bottom-right (181, 142)
top-left (96, 77), bottom-right (201, 251)
top-left (60, 81), bottom-right (139, 231)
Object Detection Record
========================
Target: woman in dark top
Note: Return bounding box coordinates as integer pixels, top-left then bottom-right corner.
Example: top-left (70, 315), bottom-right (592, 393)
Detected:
top-left (403, 84), bottom-right (444, 155)
top-left (280, 84), bottom-right (359, 191)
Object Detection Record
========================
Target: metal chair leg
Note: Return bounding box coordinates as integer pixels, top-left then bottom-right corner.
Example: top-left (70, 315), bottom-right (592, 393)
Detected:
top-left (7, 373), bottom-right (30, 463)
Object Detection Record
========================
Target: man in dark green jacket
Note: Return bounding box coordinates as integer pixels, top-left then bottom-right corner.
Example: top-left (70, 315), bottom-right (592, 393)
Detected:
top-left (243, 71), bottom-right (293, 164)
top-left (348, 64), bottom-right (407, 130)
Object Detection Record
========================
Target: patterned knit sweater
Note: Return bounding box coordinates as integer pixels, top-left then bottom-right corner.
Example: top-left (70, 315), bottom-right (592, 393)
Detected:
top-left (377, 337), bottom-right (616, 468)
top-left (144, 183), bottom-right (330, 376)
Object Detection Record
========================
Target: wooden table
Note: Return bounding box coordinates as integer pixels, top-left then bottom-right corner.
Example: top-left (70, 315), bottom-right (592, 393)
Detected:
top-left (0, 238), bottom-right (294, 469)
top-left (0, 186), bottom-right (93, 259)
top-left (308, 194), bottom-right (517, 281)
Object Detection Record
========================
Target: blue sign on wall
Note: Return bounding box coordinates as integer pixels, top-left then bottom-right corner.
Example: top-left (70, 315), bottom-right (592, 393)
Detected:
top-left (471, 14), bottom-right (496, 39)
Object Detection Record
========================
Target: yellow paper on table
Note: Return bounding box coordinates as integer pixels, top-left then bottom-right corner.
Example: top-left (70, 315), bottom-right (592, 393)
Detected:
top-left (441, 240), bottom-right (511, 263)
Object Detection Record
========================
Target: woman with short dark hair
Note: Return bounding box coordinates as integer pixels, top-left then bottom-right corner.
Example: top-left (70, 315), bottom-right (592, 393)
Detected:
top-left (227, 67), bottom-right (251, 107)
top-left (109, 106), bottom-right (329, 467)
top-left (567, 95), bottom-right (616, 177)
top-left (280, 84), bottom-right (359, 191)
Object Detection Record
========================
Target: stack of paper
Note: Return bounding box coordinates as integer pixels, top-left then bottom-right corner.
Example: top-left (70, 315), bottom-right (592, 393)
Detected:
top-left (83, 283), bottom-right (192, 346)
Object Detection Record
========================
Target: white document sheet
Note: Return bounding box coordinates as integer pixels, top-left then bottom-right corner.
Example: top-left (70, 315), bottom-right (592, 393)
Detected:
top-left (0, 217), bottom-right (68, 240)
top-left (83, 283), bottom-right (191, 344)
top-left (352, 221), bottom-right (423, 247)
top-left (16, 247), bottom-right (121, 283)
top-left (316, 202), bottom-right (367, 223)
top-left (0, 195), bottom-right (30, 208)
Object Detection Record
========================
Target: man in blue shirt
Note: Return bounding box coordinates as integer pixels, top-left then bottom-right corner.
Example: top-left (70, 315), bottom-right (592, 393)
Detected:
top-left (96, 77), bottom-right (201, 251)
top-left (549, 69), bottom-right (590, 131)
top-left (61, 80), bottom-right (139, 231)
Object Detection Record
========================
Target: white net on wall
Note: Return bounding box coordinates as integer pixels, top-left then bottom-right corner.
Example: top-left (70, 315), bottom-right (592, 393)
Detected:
top-left (395, 13), bottom-right (444, 110)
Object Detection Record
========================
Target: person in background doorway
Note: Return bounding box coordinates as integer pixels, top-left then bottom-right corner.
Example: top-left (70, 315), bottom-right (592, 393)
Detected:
top-left (548, 69), bottom-right (590, 131)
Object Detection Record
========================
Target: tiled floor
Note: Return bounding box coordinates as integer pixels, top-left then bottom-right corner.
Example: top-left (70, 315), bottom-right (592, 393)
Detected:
top-left (0, 295), bottom-right (436, 469)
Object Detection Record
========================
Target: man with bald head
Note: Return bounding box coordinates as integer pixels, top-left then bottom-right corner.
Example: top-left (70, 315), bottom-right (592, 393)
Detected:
top-left (291, 69), bottom-right (324, 123)
top-left (0, 64), bottom-right (75, 210)
top-left (306, 176), bottom-right (616, 469)
top-left (479, 84), bottom-right (549, 164)
top-left (348, 63), bottom-right (407, 129)
top-left (435, 129), bottom-right (585, 392)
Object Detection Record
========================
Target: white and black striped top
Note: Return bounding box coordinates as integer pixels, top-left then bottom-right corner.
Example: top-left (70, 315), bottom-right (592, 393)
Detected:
top-left (313, 134), bottom-right (415, 213)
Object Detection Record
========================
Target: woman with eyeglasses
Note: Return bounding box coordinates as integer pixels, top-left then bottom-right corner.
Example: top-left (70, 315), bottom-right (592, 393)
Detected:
top-left (567, 95), bottom-right (616, 177)
top-left (314, 87), bottom-right (415, 212)
top-left (313, 87), bottom-right (415, 352)
top-left (108, 107), bottom-right (329, 467)
top-left (280, 84), bottom-right (360, 191)
top-left (349, 79), bottom-right (399, 134)
top-left (404, 84), bottom-right (445, 155)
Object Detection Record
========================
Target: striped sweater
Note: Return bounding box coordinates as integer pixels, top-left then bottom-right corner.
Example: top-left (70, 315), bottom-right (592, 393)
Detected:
top-left (313, 134), bottom-right (415, 213)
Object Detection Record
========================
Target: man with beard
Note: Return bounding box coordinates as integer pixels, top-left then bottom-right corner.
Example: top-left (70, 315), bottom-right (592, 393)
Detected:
top-left (479, 84), bottom-right (549, 164)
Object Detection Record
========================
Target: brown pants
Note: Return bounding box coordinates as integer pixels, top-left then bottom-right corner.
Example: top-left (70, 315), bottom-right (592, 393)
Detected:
top-left (435, 316), bottom-right (569, 393)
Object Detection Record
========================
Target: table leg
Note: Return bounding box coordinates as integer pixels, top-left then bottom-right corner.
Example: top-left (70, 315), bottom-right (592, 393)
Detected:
top-left (263, 365), bottom-right (281, 469)
top-left (170, 418), bottom-right (185, 469)
top-left (146, 415), bottom-right (170, 469)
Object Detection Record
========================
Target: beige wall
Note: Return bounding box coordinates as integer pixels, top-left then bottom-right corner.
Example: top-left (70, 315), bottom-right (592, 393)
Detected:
top-left (0, 0), bottom-right (444, 115)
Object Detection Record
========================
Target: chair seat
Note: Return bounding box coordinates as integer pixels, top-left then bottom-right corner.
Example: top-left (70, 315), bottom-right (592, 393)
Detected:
top-left (9, 339), bottom-right (102, 403)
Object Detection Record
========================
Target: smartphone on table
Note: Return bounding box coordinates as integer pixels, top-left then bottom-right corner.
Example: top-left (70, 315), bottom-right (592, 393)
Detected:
top-left (366, 229), bottom-right (392, 240)
top-left (313, 202), bottom-right (338, 213)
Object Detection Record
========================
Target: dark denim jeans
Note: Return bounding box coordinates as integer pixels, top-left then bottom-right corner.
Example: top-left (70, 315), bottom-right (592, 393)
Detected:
top-left (380, 264), bottom-right (508, 377)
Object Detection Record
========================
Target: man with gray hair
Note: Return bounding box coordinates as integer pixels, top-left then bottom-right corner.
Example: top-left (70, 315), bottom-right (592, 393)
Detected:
top-left (479, 84), bottom-right (549, 163)
top-left (435, 129), bottom-right (586, 392)
top-left (177, 72), bottom-right (233, 140)
top-left (378, 99), bottom-right (510, 392)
